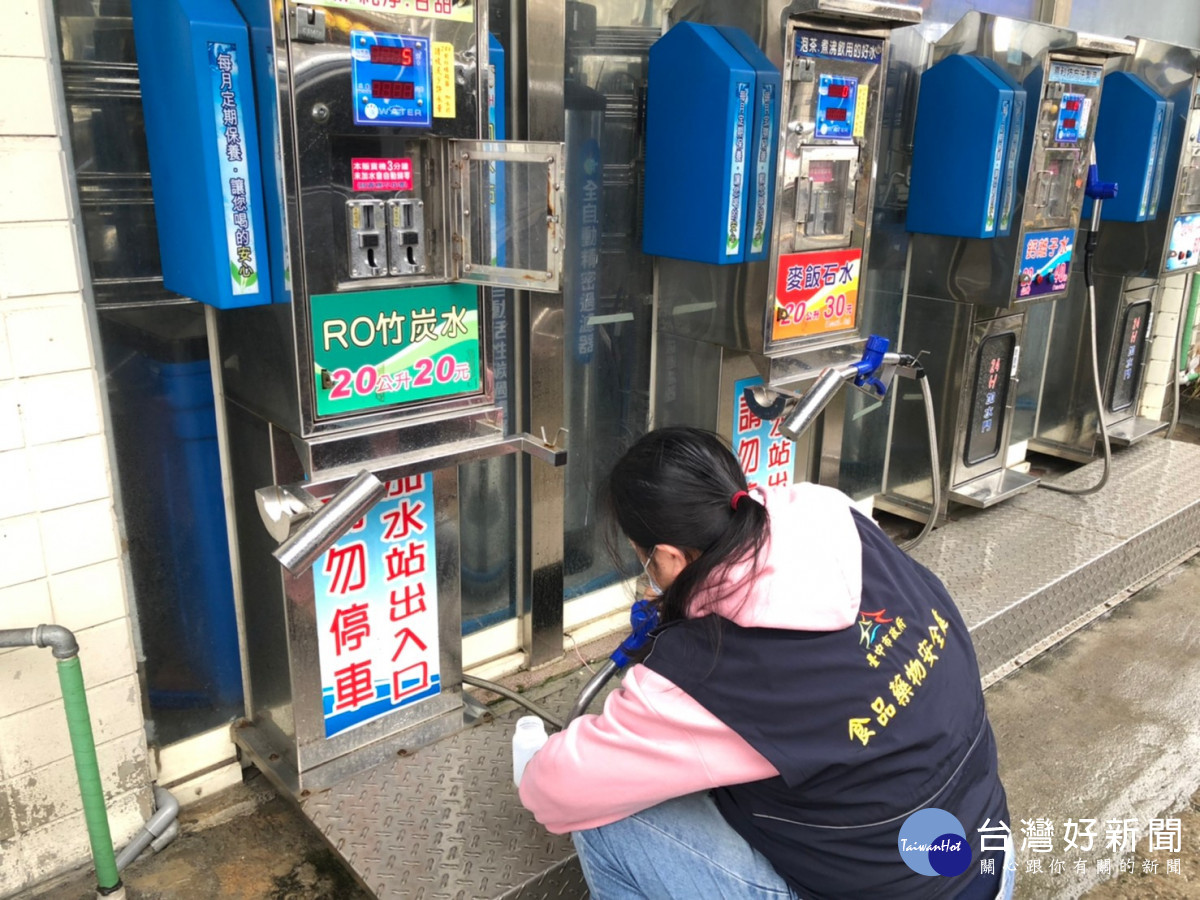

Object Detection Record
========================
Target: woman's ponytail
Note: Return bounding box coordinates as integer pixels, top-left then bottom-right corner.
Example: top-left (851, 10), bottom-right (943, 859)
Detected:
top-left (604, 427), bottom-right (770, 624)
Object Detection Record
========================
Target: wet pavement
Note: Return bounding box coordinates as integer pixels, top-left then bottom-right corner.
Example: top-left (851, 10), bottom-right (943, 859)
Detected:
top-left (988, 554), bottom-right (1200, 899)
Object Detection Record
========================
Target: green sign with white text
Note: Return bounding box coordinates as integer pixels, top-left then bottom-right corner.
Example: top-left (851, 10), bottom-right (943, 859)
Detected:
top-left (310, 283), bottom-right (482, 417)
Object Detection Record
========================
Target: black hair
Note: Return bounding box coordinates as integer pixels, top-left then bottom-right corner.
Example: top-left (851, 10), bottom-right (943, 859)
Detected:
top-left (604, 426), bottom-right (770, 625)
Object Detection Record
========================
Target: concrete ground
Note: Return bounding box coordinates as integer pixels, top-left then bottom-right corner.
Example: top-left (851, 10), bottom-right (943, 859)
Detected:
top-left (21, 775), bottom-right (373, 900)
top-left (22, 400), bottom-right (1200, 900)
top-left (994, 554), bottom-right (1200, 899)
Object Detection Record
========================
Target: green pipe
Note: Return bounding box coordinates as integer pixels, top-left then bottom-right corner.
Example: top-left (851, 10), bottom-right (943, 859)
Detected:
top-left (56, 656), bottom-right (121, 892)
top-left (1182, 273), bottom-right (1200, 374)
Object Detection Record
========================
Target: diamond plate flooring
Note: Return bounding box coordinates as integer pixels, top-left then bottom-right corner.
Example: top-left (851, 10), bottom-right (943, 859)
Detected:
top-left (302, 437), bottom-right (1200, 900)
top-left (911, 438), bottom-right (1200, 676)
top-left (302, 672), bottom-right (595, 900)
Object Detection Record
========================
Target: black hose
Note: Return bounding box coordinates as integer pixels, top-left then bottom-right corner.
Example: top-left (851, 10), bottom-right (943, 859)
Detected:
top-left (1041, 225), bottom-right (1112, 496)
top-left (564, 659), bottom-right (619, 725)
top-left (461, 674), bottom-right (565, 730)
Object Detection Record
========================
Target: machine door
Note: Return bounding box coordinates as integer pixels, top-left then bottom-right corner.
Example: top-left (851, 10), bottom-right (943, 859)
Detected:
top-left (449, 139), bottom-right (566, 292)
top-left (794, 146), bottom-right (860, 247)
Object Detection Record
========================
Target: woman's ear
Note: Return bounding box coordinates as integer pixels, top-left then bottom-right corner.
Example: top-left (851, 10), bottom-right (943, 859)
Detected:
top-left (653, 544), bottom-right (691, 587)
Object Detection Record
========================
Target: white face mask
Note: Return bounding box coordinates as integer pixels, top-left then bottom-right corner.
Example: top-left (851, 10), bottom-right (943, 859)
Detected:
top-left (641, 546), bottom-right (664, 597)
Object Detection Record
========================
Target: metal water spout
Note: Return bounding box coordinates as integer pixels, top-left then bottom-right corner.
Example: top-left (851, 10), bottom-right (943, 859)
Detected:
top-left (260, 470), bottom-right (388, 575)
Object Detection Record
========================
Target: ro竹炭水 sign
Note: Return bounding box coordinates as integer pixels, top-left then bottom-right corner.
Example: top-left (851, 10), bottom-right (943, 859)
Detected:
top-left (1017, 229), bottom-right (1074, 298)
top-left (310, 283), bottom-right (482, 417)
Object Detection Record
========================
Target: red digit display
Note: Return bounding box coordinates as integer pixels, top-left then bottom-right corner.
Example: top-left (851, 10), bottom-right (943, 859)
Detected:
top-left (1129, 316), bottom-right (1142, 345)
top-left (1064, 99), bottom-right (1080, 111)
top-left (825, 108), bottom-right (848, 122)
top-left (827, 84), bottom-right (852, 99)
top-left (370, 45), bottom-right (415, 67)
top-left (372, 80), bottom-right (416, 100)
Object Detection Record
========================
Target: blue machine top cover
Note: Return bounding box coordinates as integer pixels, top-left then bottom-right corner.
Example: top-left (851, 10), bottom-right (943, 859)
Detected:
top-left (132, 0), bottom-right (275, 309)
top-left (1084, 71), bottom-right (1172, 224)
top-left (643, 22), bottom-right (777, 265)
top-left (907, 54), bottom-right (1024, 240)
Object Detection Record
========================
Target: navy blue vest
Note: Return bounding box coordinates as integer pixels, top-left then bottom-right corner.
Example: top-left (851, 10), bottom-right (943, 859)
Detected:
top-left (643, 510), bottom-right (1008, 900)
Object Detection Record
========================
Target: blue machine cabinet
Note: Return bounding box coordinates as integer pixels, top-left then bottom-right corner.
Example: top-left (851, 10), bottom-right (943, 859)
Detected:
top-left (1084, 72), bottom-right (1172, 223)
top-left (715, 26), bottom-right (780, 263)
top-left (907, 54), bottom-right (1027, 240)
top-left (132, 0), bottom-right (275, 309)
top-left (643, 23), bottom-right (780, 265)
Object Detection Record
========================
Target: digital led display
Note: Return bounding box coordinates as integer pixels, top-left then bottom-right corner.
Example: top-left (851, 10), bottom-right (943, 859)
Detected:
top-left (352, 30), bottom-right (431, 127)
top-left (372, 80), bottom-right (415, 100)
top-left (370, 45), bottom-right (414, 67)
top-left (964, 332), bottom-right (1016, 466)
top-left (1109, 300), bottom-right (1150, 413)
top-left (1055, 93), bottom-right (1085, 143)
top-left (816, 74), bottom-right (857, 140)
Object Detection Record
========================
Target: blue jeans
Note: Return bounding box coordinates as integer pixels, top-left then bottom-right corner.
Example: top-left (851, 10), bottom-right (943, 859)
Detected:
top-left (573, 792), bottom-right (797, 900)
top-left (572, 792), bottom-right (1017, 900)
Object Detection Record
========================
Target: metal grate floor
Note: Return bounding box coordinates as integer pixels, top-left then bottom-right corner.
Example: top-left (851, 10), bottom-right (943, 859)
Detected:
top-left (301, 671), bottom-right (596, 900)
top-left (300, 436), bottom-right (1200, 900)
top-left (911, 438), bottom-right (1200, 678)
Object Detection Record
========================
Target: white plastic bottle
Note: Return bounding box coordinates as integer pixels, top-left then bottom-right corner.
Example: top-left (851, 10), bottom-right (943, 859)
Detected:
top-left (512, 716), bottom-right (549, 787)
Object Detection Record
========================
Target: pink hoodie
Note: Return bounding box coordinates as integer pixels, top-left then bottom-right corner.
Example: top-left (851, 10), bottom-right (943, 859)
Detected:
top-left (518, 482), bottom-right (866, 834)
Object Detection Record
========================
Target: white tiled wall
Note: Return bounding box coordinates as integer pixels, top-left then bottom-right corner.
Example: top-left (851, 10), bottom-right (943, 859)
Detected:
top-left (0, 1), bottom-right (151, 895)
top-left (1141, 276), bottom-right (1187, 420)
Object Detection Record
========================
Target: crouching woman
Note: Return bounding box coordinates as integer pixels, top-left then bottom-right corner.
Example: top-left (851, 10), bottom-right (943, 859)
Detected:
top-left (519, 426), bottom-right (1012, 900)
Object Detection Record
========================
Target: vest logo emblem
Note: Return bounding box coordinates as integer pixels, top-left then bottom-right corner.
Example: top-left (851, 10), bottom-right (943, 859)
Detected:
top-left (858, 608), bottom-right (894, 648)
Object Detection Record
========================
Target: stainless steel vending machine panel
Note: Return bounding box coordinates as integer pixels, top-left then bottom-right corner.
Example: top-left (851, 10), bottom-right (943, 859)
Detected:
top-left (906, 14), bottom-right (1110, 310)
top-left (880, 14), bottom-right (1130, 522)
top-left (1029, 38), bottom-right (1200, 463)
top-left (133, 0), bottom-right (570, 793)
top-left (651, 0), bottom-right (920, 493)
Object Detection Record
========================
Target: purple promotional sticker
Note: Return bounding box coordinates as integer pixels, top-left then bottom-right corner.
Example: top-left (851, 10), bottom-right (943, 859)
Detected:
top-left (1017, 229), bottom-right (1075, 299)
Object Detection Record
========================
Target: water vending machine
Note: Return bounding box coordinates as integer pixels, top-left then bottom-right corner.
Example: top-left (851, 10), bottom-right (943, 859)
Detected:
top-left (647, 0), bottom-right (920, 493)
top-left (880, 13), bottom-right (1130, 522)
top-left (1028, 37), bottom-right (1200, 462)
top-left (132, 0), bottom-right (568, 791)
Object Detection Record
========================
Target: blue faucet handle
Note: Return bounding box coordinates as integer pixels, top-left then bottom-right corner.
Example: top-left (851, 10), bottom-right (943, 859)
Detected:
top-left (863, 334), bottom-right (891, 356)
top-left (1086, 163), bottom-right (1117, 201)
top-left (852, 334), bottom-right (892, 396)
top-left (610, 599), bottom-right (660, 668)
top-left (861, 375), bottom-right (888, 396)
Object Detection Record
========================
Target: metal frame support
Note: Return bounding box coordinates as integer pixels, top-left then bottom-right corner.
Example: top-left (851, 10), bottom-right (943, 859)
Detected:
top-left (516, 0), bottom-right (568, 668)
top-left (1035, 0), bottom-right (1072, 27)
